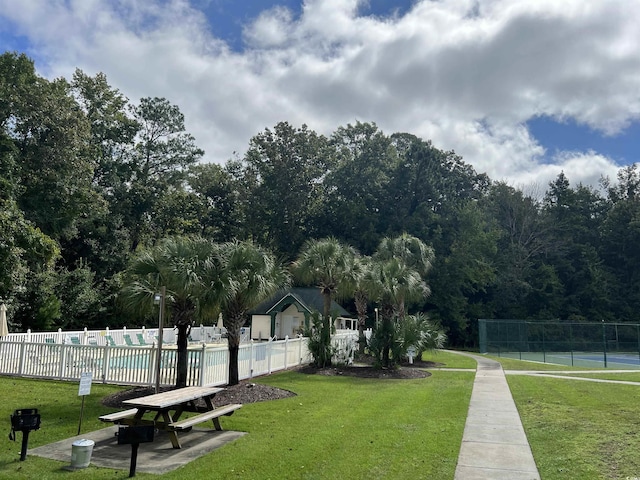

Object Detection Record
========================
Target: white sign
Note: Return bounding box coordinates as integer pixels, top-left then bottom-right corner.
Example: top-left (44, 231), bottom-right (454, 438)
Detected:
top-left (407, 346), bottom-right (417, 365)
top-left (78, 372), bottom-right (93, 396)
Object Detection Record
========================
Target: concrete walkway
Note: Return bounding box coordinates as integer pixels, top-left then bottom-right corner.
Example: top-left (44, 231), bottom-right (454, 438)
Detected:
top-left (452, 352), bottom-right (541, 480)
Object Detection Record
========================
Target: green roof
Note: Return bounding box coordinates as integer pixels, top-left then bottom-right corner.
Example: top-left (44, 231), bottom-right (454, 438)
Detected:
top-left (251, 287), bottom-right (352, 317)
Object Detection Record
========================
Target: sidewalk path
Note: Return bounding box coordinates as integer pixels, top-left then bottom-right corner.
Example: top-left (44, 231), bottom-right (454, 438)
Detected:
top-left (450, 352), bottom-right (541, 480)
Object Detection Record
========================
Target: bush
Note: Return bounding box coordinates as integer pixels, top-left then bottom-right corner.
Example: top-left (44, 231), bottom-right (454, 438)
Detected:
top-left (397, 313), bottom-right (446, 361)
top-left (304, 312), bottom-right (335, 368)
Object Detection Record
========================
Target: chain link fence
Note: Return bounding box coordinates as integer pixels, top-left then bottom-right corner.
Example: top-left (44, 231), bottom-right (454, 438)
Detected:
top-left (479, 319), bottom-right (640, 368)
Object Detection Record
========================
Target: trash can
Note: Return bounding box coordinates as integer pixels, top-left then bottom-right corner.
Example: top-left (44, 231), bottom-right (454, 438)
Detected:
top-left (70, 439), bottom-right (94, 468)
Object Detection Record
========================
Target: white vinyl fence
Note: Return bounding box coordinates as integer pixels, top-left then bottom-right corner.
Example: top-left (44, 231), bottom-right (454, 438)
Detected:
top-left (0, 331), bottom-right (360, 387)
top-left (1, 325), bottom-right (243, 346)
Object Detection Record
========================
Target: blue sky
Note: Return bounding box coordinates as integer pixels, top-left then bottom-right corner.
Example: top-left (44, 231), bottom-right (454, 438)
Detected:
top-left (527, 117), bottom-right (640, 167)
top-left (199, 0), bottom-right (415, 51)
top-left (1, 0), bottom-right (639, 189)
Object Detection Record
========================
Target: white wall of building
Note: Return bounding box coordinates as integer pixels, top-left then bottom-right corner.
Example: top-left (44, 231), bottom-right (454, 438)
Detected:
top-left (251, 315), bottom-right (271, 341)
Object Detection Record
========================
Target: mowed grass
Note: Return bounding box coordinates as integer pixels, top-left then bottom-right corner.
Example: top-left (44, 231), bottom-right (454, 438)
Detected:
top-left (508, 374), bottom-right (640, 480)
top-left (489, 355), bottom-right (603, 371)
top-left (553, 372), bottom-right (640, 382)
top-left (0, 369), bottom-right (473, 479)
top-left (422, 350), bottom-right (478, 369)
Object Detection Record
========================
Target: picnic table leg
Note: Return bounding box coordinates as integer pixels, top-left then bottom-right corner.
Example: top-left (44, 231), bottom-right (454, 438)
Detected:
top-left (202, 396), bottom-right (223, 430)
top-left (160, 411), bottom-right (181, 449)
top-left (212, 417), bottom-right (223, 431)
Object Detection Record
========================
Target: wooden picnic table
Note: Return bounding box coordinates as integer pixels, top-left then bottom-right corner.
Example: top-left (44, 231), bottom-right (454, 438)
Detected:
top-left (99, 386), bottom-right (242, 449)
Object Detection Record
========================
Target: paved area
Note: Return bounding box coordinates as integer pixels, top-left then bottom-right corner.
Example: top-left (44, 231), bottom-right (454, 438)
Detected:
top-left (452, 352), bottom-right (541, 480)
top-left (30, 425), bottom-right (245, 474)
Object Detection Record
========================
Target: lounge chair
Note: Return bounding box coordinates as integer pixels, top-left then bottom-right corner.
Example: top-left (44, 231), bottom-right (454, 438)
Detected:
top-left (70, 336), bottom-right (81, 345)
top-left (123, 334), bottom-right (135, 346)
top-left (105, 335), bottom-right (116, 347)
top-left (44, 337), bottom-right (60, 353)
top-left (136, 333), bottom-right (149, 346)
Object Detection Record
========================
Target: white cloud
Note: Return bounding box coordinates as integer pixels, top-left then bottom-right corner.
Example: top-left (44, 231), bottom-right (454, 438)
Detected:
top-left (0, 0), bottom-right (638, 188)
top-left (508, 151), bottom-right (621, 193)
top-left (243, 6), bottom-right (294, 49)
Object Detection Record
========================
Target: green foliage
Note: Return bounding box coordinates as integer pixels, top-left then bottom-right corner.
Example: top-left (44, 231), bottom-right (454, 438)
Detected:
top-left (397, 313), bottom-right (446, 361)
top-left (367, 318), bottom-right (401, 368)
top-left (216, 239), bottom-right (291, 384)
top-left (242, 122), bottom-right (335, 258)
top-left (304, 312), bottom-right (335, 367)
top-left (55, 263), bottom-right (103, 329)
top-left (293, 237), bottom-right (360, 366)
top-left (6, 50), bottom-right (640, 350)
top-left (120, 236), bottom-right (218, 387)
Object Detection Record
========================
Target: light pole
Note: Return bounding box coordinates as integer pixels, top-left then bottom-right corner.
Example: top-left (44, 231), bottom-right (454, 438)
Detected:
top-left (154, 286), bottom-right (166, 393)
top-left (374, 307), bottom-right (379, 326)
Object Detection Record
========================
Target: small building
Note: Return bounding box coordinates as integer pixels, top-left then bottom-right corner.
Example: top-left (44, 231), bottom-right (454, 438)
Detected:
top-left (249, 288), bottom-right (353, 340)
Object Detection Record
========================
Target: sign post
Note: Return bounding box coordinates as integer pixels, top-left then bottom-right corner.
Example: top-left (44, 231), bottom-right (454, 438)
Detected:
top-left (77, 372), bottom-right (93, 435)
top-left (407, 346), bottom-right (417, 365)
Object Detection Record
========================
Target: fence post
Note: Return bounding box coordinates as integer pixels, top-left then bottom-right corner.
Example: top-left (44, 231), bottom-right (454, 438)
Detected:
top-left (249, 340), bottom-right (254, 379)
top-left (83, 327), bottom-right (88, 344)
top-left (602, 320), bottom-right (608, 368)
top-left (198, 344), bottom-right (206, 386)
top-left (58, 344), bottom-right (67, 380)
top-left (298, 334), bottom-right (303, 365)
top-left (18, 342), bottom-right (26, 376)
top-left (102, 344), bottom-right (110, 384)
top-left (570, 323), bottom-right (574, 365)
top-left (284, 336), bottom-right (289, 369)
top-left (542, 324), bottom-right (546, 364)
top-left (267, 338), bottom-right (272, 374)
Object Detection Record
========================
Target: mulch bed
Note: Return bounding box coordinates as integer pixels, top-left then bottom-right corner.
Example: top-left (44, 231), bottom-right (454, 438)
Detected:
top-left (101, 359), bottom-right (441, 408)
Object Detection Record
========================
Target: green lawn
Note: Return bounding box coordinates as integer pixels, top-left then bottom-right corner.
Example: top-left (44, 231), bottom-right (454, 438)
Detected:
top-left (548, 372), bottom-right (640, 382)
top-left (0, 370), bottom-right (473, 479)
top-left (509, 373), bottom-right (640, 479)
top-left (6, 352), bottom-right (636, 480)
top-left (489, 355), bottom-right (602, 371)
top-left (421, 349), bottom-right (477, 369)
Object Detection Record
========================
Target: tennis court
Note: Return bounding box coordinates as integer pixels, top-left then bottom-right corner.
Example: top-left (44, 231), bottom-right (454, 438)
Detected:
top-left (480, 319), bottom-right (640, 369)
top-left (497, 350), bottom-right (640, 369)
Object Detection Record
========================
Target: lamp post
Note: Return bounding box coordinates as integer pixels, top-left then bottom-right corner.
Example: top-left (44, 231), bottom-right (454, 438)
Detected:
top-left (374, 307), bottom-right (379, 327)
top-left (154, 286), bottom-right (166, 393)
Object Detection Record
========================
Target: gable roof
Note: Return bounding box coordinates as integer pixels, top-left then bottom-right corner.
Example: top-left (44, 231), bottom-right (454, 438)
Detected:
top-left (251, 287), bottom-right (352, 317)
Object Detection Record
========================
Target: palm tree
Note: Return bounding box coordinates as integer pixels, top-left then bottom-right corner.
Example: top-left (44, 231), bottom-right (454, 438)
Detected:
top-left (292, 237), bottom-right (360, 367)
top-left (367, 257), bottom-right (429, 367)
top-left (398, 312), bottom-right (446, 361)
top-left (119, 236), bottom-right (218, 387)
top-left (216, 240), bottom-right (290, 385)
top-left (374, 234), bottom-right (434, 320)
top-left (352, 255), bottom-right (373, 354)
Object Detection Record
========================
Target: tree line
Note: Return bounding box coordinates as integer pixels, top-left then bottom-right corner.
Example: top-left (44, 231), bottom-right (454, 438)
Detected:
top-left (2, 51), bottom-right (640, 348)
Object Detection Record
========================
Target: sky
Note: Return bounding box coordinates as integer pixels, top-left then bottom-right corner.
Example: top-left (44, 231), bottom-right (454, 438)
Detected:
top-left (1, 0), bottom-right (640, 191)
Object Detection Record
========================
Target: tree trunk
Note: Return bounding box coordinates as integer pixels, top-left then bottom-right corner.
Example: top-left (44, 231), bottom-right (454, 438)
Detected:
top-left (354, 291), bottom-right (368, 355)
top-left (322, 292), bottom-right (332, 367)
top-left (227, 322), bottom-right (241, 385)
top-left (381, 304), bottom-right (394, 368)
top-left (175, 323), bottom-right (190, 388)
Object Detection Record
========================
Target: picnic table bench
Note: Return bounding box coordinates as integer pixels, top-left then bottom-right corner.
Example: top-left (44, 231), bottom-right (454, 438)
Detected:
top-left (99, 386), bottom-right (242, 449)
